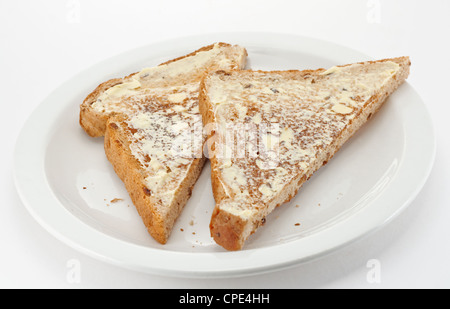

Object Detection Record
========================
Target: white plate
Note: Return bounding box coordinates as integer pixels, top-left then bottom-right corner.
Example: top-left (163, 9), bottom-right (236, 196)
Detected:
top-left (13, 32), bottom-right (436, 278)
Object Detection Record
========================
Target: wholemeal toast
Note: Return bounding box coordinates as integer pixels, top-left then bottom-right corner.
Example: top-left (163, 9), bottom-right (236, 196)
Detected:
top-left (81, 43), bottom-right (248, 244)
top-left (199, 57), bottom-right (411, 251)
top-left (80, 43), bottom-right (247, 137)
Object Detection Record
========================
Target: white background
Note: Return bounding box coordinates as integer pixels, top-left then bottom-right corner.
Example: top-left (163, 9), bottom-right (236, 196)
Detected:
top-left (1, 0), bottom-right (449, 288)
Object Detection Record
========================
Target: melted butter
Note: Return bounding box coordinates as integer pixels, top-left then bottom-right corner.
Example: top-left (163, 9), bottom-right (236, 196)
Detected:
top-left (168, 92), bottom-right (188, 103)
top-left (102, 79), bottom-right (142, 98)
top-left (319, 65), bottom-right (341, 76)
top-left (331, 103), bottom-right (353, 114)
top-left (280, 127), bottom-right (294, 143)
top-left (252, 113), bottom-right (262, 124)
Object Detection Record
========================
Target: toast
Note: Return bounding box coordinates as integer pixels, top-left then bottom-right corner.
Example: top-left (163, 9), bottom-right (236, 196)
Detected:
top-left (80, 43), bottom-right (248, 137)
top-left (199, 57), bottom-right (411, 251)
top-left (82, 43), bottom-right (248, 244)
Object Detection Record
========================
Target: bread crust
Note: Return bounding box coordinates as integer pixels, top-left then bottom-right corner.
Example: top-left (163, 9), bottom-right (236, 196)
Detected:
top-left (209, 207), bottom-right (248, 251)
top-left (200, 57), bottom-right (411, 251)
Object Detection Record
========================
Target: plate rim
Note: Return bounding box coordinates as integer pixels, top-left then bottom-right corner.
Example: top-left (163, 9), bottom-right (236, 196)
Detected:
top-left (13, 32), bottom-right (436, 278)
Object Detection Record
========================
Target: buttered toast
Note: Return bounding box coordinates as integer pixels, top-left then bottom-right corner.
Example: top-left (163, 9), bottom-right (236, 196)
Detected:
top-left (80, 43), bottom-right (247, 137)
top-left (199, 57), bottom-right (411, 250)
top-left (81, 43), bottom-right (248, 244)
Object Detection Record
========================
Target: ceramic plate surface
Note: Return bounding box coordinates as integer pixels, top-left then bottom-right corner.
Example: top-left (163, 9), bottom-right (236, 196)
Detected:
top-left (14, 33), bottom-right (435, 278)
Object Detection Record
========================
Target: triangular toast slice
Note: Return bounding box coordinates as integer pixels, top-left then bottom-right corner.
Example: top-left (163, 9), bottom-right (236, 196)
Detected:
top-left (80, 43), bottom-right (248, 244)
top-left (199, 57), bottom-right (411, 250)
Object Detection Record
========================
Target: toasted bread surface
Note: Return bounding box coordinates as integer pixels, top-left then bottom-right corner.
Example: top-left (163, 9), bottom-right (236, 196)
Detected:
top-left (199, 57), bottom-right (411, 250)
